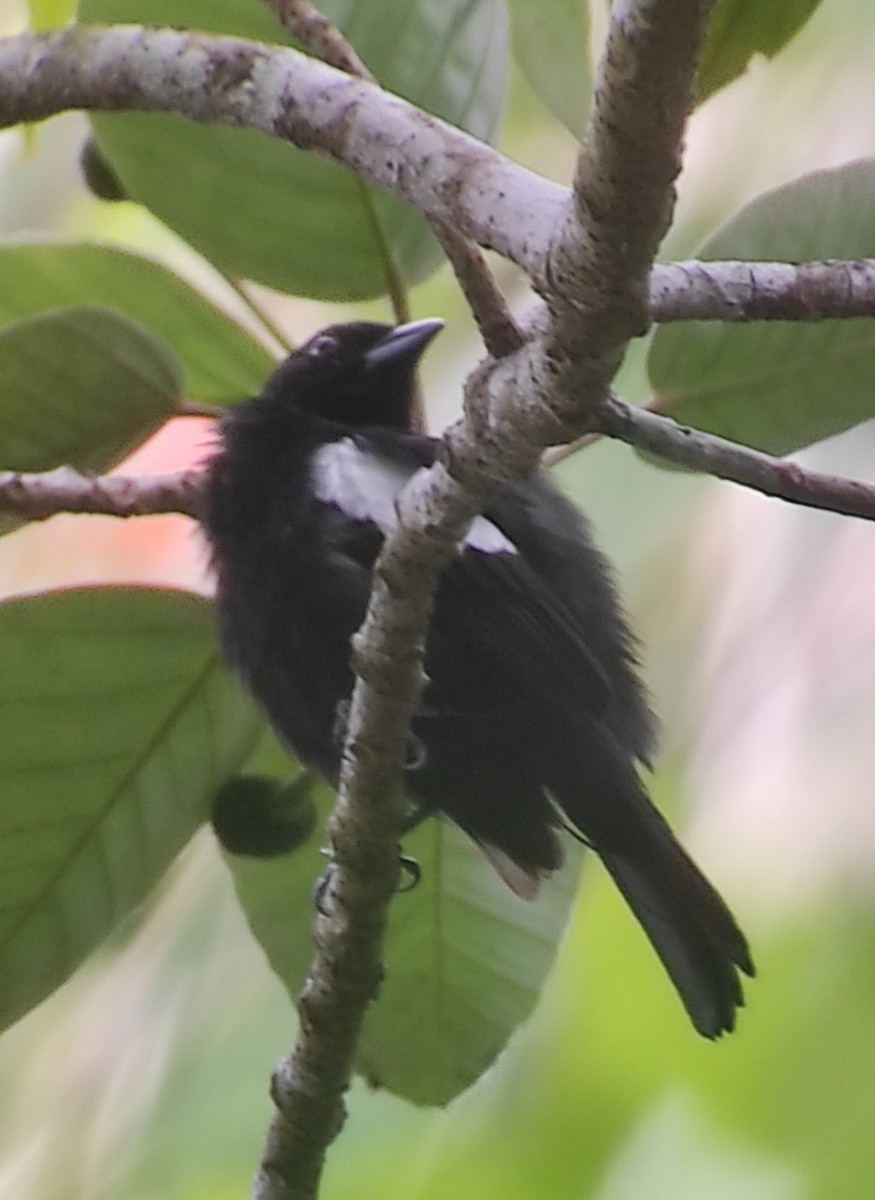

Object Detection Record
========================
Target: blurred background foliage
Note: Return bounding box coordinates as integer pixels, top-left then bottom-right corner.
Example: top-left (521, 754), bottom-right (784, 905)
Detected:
top-left (2, 0), bottom-right (875, 1197)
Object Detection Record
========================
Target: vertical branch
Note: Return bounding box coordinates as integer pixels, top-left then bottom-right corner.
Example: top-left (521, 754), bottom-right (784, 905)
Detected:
top-left (527, 0), bottom-right (716, 439)
top-left (246, 7), bottom-right (723, 1196)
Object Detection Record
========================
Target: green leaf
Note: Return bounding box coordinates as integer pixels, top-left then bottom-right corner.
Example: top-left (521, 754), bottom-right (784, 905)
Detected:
top-left (0, 587), bottom-right (261, 1032)
top-left (696, 0), bottom-right (822, 103)
top-left (648, 161), bottom-right (875, 455)
top-left (27, 0), bottom-right (76, 27)
top-left (0, 306), bottom-right (181, 473)
top-left (358, 819), bottom-right (581, 1105)
top-left (0, 240), bottom-right (273, 402)
top-left (507, 0), bottom-right (590, 136)
top-left (78, 0), bottom-right (508, 299)
top-left (227, 766), bottom-right (581, 1106)
top-left (0, 304), bottom-right (184, 537)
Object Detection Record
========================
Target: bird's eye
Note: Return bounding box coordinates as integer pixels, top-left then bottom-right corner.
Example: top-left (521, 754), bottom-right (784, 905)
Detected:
top-left (306, 333), bottom-right (340, 360)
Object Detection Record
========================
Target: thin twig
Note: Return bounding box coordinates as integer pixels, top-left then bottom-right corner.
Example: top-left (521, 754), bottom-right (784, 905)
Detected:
top-left (542, 431), bottom-right (599, 467)
top-left (221, 275), bottom-right (296, 354)
top-left (268, 0), bottom-right (374, 79)
top-left (354, 174), bottom-right (412, 328)
top-left (431, 221), bottom-right (525, 357)
top-left (594, 394), bottom-right (875, 521)
top-left (262, 0), bottom-right (524, 360)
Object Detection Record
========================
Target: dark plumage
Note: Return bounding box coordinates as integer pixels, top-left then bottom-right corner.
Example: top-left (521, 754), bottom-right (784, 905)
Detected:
top-left (201, 319), bottom-right (753, 1037)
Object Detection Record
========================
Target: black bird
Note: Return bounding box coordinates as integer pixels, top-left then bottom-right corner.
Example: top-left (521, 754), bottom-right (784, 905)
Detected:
top-left (201, 319), bottom-right (753, 1037)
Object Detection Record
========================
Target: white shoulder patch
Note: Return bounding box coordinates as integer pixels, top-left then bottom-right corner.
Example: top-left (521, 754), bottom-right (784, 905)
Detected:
top-left (467, 514), bottom-right (517, 556)
top-left (312, 437), bottom-right (406, 532)
top-left (311, 438), bottom-right (517, 556)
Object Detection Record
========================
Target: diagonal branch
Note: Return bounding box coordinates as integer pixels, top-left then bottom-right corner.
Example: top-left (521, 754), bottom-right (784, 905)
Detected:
top-left (2, 418), bottom-right (873, 528)
top-left (594, 395), bottom-right (875, 521)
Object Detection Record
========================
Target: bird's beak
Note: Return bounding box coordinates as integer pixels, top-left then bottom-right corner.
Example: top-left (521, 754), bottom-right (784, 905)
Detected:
top-left (363, 318), bottom-right (445, 371)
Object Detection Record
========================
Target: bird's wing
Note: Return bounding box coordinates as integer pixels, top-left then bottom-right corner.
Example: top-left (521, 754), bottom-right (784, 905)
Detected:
top-left (434, 545), bottom-right (614, 720)
top-left (312, 431), bottom-right (618, 722)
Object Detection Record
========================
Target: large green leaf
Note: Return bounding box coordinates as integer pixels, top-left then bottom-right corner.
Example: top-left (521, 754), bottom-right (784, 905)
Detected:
top-left (507, 0), bottom-right (590, 136)
top-left (0, 240), bottom-right (273, 402)
top-left (0, 304), bottom-right (184, 537)
top-left (79, 0), bottom-right (508, 300)
top-left (0, 305), bottom-right (181, 473)
top-left (696, 0), bottom-right (823, 102)
top-left (226, 754), bottom-right (582, 1106)
top-left (0, 587), bottom-right (261, 1032)
top-left (357, 818), bottom-right (581, 1104)
top-left (648, 161), bottom-right (875, 455)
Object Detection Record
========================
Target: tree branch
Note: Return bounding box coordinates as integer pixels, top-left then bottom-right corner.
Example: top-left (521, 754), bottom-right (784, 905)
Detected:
top-left (0, 467), bottom-right (203, 520)
top-left (595, 395), bottom-right (875, 521)
top-left (3, 29), bottom-right (872, 336)
top-left (0, 25), bottom-right (564, 289)
top-left (650, 258), bottom-right (875, 322)
top-left (2, 412), bottom-right (872, 534)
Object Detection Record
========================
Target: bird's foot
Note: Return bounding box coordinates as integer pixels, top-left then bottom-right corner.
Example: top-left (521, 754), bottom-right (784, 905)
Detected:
top-left (334, 699), bottom-right (425, 771)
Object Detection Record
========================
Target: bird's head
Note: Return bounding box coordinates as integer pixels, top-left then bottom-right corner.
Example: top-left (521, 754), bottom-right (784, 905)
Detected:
top-left (258, 318), bottom-right (444, 430)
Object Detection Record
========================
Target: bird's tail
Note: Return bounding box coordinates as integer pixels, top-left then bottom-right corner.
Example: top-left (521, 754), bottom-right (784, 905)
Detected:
top-left (546, 731), bottom-right (753, 1037)
top-left (596, 799), bottom-right (753, 1037)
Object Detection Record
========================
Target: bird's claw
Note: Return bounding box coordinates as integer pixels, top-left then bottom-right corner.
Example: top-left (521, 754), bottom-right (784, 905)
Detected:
top-left (397, 854), bottom-right (421, 892)
top-left (403, 731), bottom-right (427, 771)
top-left (312, 859), bottom-right (335, 916)
top-left (312, 850), bottom-right (420, 914)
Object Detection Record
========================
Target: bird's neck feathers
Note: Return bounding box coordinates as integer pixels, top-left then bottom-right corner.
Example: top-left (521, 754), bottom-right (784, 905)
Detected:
top-left (220, 389), bottom-right (333, 443)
